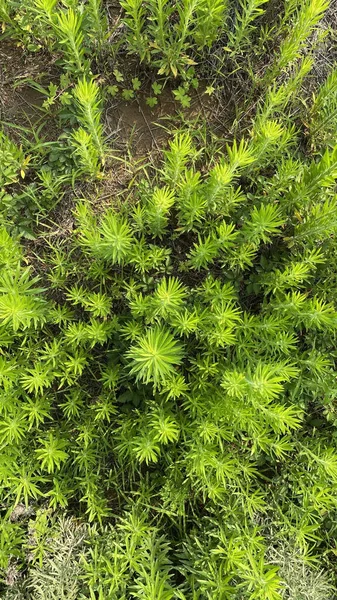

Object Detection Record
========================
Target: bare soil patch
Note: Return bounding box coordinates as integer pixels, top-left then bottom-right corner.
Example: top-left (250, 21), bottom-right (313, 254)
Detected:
top-left (0, 42), bottom-right (53, 126)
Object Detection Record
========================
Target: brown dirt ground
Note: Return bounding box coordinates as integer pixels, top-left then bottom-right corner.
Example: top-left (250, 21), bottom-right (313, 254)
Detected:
top-left (0, 41), bottom-right (54, 127)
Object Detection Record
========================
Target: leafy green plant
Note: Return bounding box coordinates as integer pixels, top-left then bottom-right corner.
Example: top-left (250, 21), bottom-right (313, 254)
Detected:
top-left (126, 326), bottom-right (184, 387)
top-left (121, 0), bottom-right (228, 77)
top-left (55, 8), bottom-right (87, 73)
top-left (227, 0), bottom-right (268, 55)
top-left (0, 133), bottom-right (30, 188)
top-left (84, 0), bottom-right (108, 51)
top-left (1, 1), bottom-right (337, 598)
top-left (173, 85), bottom-right (192, 107)
top-left (309, 65), bottom-right (337, 149)
top-left (265, 0), bottom-right (329, 82)
top-left (72, 77), bottom-right (105, 164)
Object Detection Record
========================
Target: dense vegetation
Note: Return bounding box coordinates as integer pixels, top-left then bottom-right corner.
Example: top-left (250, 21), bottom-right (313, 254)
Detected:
top-left (0, 0), bottom-right (337, 598)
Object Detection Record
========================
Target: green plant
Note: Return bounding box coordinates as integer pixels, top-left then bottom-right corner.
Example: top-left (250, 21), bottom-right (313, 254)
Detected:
top-left (268, 542), bottom-right (334, 600)
top-left (56, 8), bottom-right (87, 73)
top-left (121, 0), bottom-right (228, 77)
top-left (126, 326), bottom-right (184, 387)
top-left (265, 0), bottom-right (329, 82)
top-left (0, 133), bottom-right (30, 187)
top-left (72, 77), bottom-right (105, 164)
top-left (71, 128), bottom-right (102, 178)
top-left (173, 86), bottom-right (192, 107)
top-left (84, 0), bottom-right (108, 51)
top-left (1, 1), bottom-right (337, 598)
top-left (309, 65), bottom-right (337, 149)
top-left (227, 0), bottom-right (268, 55)
top-left (13, 515), bottom-right (87, 600)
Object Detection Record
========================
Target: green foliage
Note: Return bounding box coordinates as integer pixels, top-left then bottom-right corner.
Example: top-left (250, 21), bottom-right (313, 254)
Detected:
top-left (71, 127), bottom-right (102, 179)
top-left (73, 78), bottom-right (105, 161)
top-left (227, 0), bottom-right (268, 54)
top-left (2, 120), bottom-right (337, 594)
top-left (121, 0), bottom-right (228, 77)
top-left (1, 0), bottom-right (337, 598)
top-left (55, 8), bottom-right (87, 73)
top-left (309, 65), bottom-right (337, 149)
top-left (126, 326), bottom-right (184, 387)
top-left (0, 133), bottom-right (30, 188)
top-left (85, 0), bottom-right (108, 50)
top-left (266, 0), bottom-right (329, 81)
